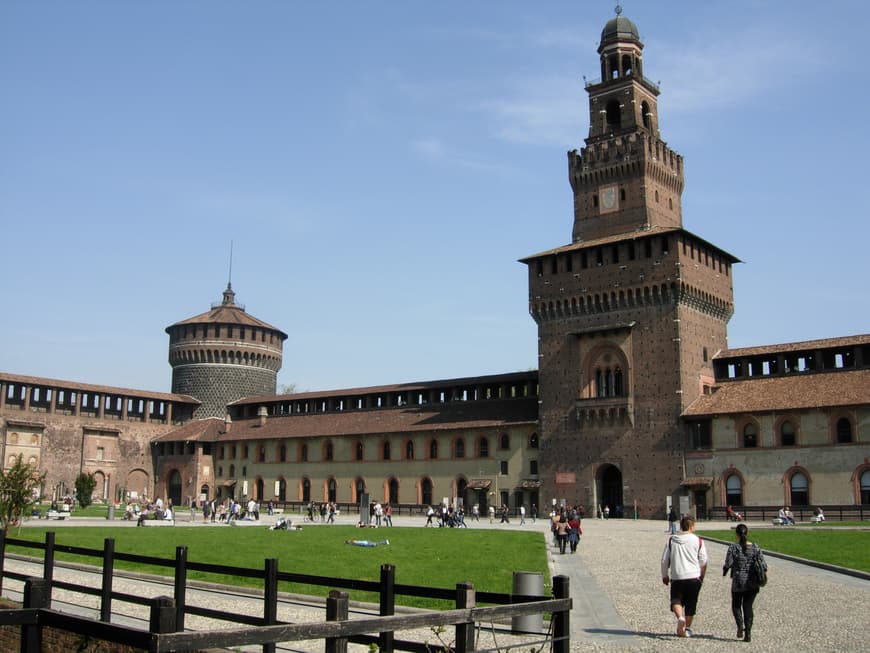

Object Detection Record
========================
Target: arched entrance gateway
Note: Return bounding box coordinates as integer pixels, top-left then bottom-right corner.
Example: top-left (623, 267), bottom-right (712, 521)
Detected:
top-left (167, 470), bottom-right (182, 508)
top-left (598, 464), bottom-right (623, 518)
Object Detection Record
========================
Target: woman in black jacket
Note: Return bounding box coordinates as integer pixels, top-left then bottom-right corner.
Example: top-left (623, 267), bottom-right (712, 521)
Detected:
top-left (722, 523), bottom-right (767, 642)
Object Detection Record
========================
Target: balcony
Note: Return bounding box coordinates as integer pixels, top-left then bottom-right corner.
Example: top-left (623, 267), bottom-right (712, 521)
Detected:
top-left (575, 395), bottom-right (633, 425)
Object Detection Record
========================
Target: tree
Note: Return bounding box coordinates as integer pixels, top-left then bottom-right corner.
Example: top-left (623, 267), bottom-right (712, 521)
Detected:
top-left (75, 472), bottom-right (97, 510)
top-left (0, 455), bottom-right (45, 533)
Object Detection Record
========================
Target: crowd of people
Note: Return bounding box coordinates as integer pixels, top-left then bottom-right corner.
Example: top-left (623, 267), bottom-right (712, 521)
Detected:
top-left (424, 504), bottom-right (466, 527)
top-left (124, 496), bottom-right (175, 525)
top-left (549, 505), bottom-right (583, 554)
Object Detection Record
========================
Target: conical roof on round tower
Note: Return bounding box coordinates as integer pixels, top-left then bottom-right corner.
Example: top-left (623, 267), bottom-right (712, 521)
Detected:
top-left (166, 284), bottom-right (288, 337)
top-left (165, 285), bottom-right (287, 419)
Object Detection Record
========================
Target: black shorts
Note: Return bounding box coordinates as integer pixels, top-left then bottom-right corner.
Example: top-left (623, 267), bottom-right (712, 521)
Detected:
top-left (670, 578), bottom-right (702, 616)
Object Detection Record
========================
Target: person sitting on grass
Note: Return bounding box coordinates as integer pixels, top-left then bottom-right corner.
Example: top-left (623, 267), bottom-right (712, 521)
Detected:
top-left (345, 539), bottom-right (389, 547)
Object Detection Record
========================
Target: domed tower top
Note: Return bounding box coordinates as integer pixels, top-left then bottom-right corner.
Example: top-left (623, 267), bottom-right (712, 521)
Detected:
top-left (599, 8), bottom-right (641, 49)
top-left (597, 4), bottom-right (646, 85)
top-left (165, 285), bottom-right (288, 419)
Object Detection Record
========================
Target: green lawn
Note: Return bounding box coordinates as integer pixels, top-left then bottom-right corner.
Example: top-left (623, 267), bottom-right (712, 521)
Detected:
top-left (703, 528), bottom-right (870, 572)
top-left (7, 526), bottom-right (549, 609)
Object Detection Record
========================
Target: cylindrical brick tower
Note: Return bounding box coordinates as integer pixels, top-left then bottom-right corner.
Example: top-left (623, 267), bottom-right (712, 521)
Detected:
top-left (166, 284), bottom-right (287, 419)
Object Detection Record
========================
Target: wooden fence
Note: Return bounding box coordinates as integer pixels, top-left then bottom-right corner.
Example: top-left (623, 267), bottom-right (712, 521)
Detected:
top-left (0, 532), bottom-right (571, 653)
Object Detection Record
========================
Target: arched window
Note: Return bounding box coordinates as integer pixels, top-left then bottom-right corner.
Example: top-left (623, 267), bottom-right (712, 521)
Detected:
top-left (641, 101), bottom-right (651, 129)
top-left (328, 478), bottom-right (337, 503)
top-left (454, 438), bottom-right (465, 458)
top-left (725, 475), bottom-right (743, 506)
top-left (355, 477), bottom-right (366, 502)
top-left (355, 441), bottom-right (364, 461)
top-left (279, 443), bottom-right (287, 462)
top-left (382, 441), bottom-right (391, 461)
top-left (229, 464), bottom-right (235, 478)
top-left (499, 433), bottom-right (510, 450)
top-left (389, 478), bottom-right (399, 504)
top-left (742, 423), bottom-right (758, 448)
top-left (860, 470), bottom-right (870, 505)
top-left (529, 433), bottom-right (539, 449)
top-left (421, 477), bottom-right (433, 506)
top-left (302, 477), bottom-right (311, 503)
top-left (324, 441), bottom-right (334, 461)
top-left (299, 443), bottom-right (308, 463)
top-left (790, 472), bottom-right (809, 506)
top-left (780, 421), bottom-right (796, 447)
top-left (405, 440), bottom-right (414, 460)
top-left (585, 347), bottom-right (629, 398)
top-left (429, 439), bottom-right (438, 459)
top-left (277, 477), bottom-right (286, 501)
top-left (478, 437), bottom-right (489, 458)
top-left (836, 417), bottom-right (853, 443)
top-left (258, 445), bottom-right (266, 463)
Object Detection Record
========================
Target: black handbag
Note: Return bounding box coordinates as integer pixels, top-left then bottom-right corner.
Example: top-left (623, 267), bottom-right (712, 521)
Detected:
top-left (753, 548), bottom-right (767, 587)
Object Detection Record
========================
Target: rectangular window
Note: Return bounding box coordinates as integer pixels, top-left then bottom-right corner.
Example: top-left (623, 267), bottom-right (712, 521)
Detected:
top-left (500, 460), bottom-right (509, 475)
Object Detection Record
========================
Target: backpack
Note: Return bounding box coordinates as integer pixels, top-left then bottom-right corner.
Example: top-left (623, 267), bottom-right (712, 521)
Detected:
top-left (753, 547), bottom-right (768, 587)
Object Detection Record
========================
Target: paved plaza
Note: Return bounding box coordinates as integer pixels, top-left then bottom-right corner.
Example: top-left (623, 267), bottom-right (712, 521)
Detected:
top-left (10, 512), bottom-right (870, 652)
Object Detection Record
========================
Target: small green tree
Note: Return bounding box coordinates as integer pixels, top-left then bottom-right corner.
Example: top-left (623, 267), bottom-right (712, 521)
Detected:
top-left (75, 472), bottom-right (97, 510)
top-left (0, 455), bottom-right (45, 533)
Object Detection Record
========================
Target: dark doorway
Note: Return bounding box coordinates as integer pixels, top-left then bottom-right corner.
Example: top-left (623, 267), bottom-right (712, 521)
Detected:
top-left (694, 490), bottom-right (708, 520)
top-left (599, 464), bottom-right (623, 517)
top-left (167, 470), bottom-right (182, 508)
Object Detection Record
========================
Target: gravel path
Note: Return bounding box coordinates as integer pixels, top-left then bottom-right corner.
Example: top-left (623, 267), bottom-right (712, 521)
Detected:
top-left (555, 518), bottom-right (870, 652)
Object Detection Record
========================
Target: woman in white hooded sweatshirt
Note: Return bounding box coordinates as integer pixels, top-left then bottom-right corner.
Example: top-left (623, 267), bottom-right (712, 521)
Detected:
top-left (661, 516), bottom-right (708, 637)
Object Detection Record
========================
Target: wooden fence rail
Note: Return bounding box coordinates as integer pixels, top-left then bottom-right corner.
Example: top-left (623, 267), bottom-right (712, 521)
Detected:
top-left (0, 532), bottom-right (571, 653)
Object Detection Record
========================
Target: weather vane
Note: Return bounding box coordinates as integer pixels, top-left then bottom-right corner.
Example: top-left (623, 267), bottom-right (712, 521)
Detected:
top-left (615, 3), bottom-right (623, 16)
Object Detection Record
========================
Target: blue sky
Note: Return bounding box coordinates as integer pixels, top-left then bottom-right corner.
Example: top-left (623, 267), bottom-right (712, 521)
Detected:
top-left (1, 1), bottom-right (868, 394)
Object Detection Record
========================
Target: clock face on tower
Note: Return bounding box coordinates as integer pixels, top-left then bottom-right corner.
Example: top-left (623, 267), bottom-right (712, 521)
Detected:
top-left (599, 183), bottom-right (619, 214)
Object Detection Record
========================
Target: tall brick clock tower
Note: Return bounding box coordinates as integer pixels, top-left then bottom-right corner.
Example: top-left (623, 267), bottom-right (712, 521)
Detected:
top-left (521, 8), bottom-right (738, 517)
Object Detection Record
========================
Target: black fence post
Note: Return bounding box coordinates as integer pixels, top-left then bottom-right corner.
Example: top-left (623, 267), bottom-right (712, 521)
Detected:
top-left (22, 577), bottom-right (49, 653)
top-left (0, 530), bottom-right (5, 596)
top-left (42, 532), bottom-right (55, 606)
top-left (263, 558), bottom-right (278, 653)
top-left (100, 538), bottom-right (115, 622)
top-left (150, 595), bottom-right (176, 634)
top-left (325, 590), bottom-right (348, 653)
top-left (174, 546), bottom-right (187, 632)
top-left (379, 563), bottom-right (395, 653)
top-left (454, 581), bottom-right (475, 653)
top-left (552, 575), bottom-right (570, 653)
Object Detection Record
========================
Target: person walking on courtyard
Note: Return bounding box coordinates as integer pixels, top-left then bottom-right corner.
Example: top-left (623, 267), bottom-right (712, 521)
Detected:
top-left (425, 506), bottom-right (435, 527)
top-left (668, 506), bottom-right (677, 534)
top-left (555, 515), bottom-right (569, 554)
top-left (661, 516), bottom-right (707, 638)
top-left (384, 503), bottom-right (393, 527)
top-left (723, 523), bottom-right (767, 642)
top-left (531, 503), bottom-right (537, 523)
top-left (488, 505), bottom-right (495, 523)
top-left (567, 514), bottom-right (581, 553)
top-left (519, 504), bottom-right (526, 525)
